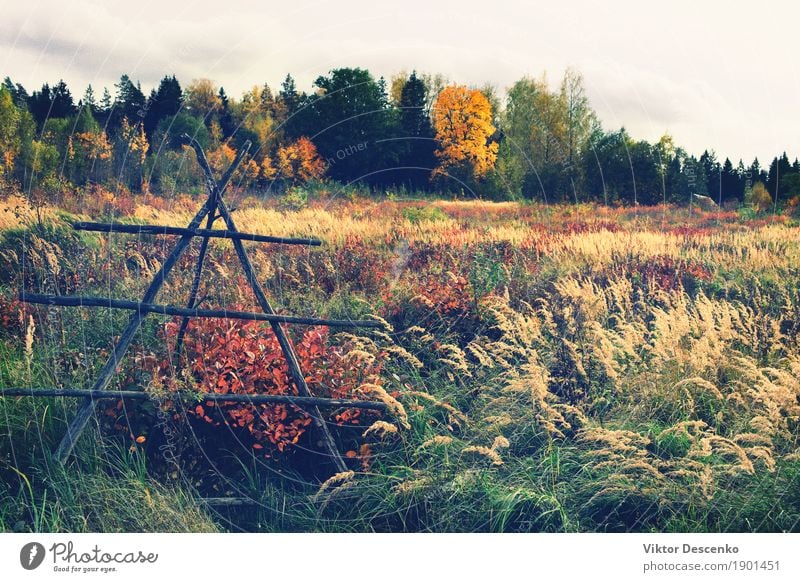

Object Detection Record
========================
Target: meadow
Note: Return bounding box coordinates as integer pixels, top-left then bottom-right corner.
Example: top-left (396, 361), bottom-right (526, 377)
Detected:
top-left (1, 188), bottom-right (799, 532)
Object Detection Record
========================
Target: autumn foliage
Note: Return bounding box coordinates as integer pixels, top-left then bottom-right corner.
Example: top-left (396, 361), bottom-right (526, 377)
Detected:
top-left (151, 317), bottom-right (384, 455)
top-left (273, 137), bottom-right (326, 184)
top-left (431, 85), bottom-right (498, 179)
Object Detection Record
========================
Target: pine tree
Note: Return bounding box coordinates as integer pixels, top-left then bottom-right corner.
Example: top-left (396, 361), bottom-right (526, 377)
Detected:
top-left (144, 75), bottom-right (182, 136)
top-left (766, 152), bottom-right (792, 201)
top-left (279, 74), bottom-right (300, 116)
top-left (217, 87), bottom-right (235, 139)
top-left (398, 71), bottom-right (435, 188)
top-left (82, 85), bottom-right (98, 115)
top-left (111, 74), bottom-right (146, 132)
top-left (27, 83), bottom-right (52, 127)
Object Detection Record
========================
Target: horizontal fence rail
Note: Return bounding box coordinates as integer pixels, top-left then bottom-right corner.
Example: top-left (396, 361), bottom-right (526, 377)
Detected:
top-left (72, 221), bottom-right (323, 247)
top-left (20, 293), bottom-right (383, 329)
top-left (0, 388), bottom-right (388, 411)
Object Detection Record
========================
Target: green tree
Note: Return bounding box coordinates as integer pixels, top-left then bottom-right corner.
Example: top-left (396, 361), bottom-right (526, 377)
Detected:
top-left (746, 181), bottom-right (772, 212)
top-left (397, 71), bottom-right (436, 188)
top-left (144, 75), bottom-right (183, 137)
top-left (296, 67), bottom-right (401, 185)
top-left (111, 74), bottom-right (146, 132)
top-left (497, 76), bottom-right (569, 200)
top-left (766, 153), bottom-right (792, 202)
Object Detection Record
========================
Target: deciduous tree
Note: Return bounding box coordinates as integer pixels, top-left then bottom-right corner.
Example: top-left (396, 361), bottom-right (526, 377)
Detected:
top-left (431, 84), bottom-right (498, 180)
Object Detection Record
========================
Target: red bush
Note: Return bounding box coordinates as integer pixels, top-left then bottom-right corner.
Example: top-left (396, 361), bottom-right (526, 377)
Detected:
top-left (152, 317), bottom-right (384, 456)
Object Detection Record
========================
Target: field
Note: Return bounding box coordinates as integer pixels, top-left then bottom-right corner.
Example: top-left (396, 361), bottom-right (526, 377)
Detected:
top-left (1, 189), bottom-right (799, 533)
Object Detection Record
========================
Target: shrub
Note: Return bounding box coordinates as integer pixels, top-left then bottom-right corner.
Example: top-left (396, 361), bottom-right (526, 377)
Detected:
top-left (126, 318), bottom-right (385, 459)
top-left (745, 181), bottom-right (773, 212)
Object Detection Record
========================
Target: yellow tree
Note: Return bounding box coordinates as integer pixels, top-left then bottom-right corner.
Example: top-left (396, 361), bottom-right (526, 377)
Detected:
top-left (431, 85), bottom-right (498, 179)
top-left (208, 142), bottom-right (236, 174)
top-left (184, 79), bottom-right (221, 116)
top-left (237, 85), bottom-right (275, 149)
top-left (0, 87), bottom-right (21, 186)
top-left (276, 137), bottom-right (326, 184)
top-left (119, 118), bottom-right (149, 191)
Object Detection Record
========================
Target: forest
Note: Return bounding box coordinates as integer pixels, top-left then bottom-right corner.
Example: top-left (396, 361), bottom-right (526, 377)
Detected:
top-left (1, 67), bottom-right (797, 208)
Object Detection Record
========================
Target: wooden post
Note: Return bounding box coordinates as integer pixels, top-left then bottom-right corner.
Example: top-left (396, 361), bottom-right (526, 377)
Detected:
top-left (53, 199), bottom-right (213, 463)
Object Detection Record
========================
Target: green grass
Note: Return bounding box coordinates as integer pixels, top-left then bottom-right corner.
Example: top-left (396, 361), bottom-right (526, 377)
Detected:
top-left (2, 206), bottom-right (800, 533)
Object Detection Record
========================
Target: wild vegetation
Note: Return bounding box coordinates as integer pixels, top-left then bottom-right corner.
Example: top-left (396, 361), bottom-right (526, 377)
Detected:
top-left (1, 187), bottom-right (799, 532)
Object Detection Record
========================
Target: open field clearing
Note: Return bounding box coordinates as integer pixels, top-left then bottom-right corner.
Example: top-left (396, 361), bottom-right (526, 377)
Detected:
top-left (1, 193), bottom-right (798, 532)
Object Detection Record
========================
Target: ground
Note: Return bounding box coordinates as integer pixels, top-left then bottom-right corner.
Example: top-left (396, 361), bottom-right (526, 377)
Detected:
top-left (1, 190), bottom-right (799, 532)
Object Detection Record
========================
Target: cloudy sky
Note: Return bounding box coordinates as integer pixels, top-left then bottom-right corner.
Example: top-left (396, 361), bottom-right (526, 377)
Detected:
top-left (1, 0), bottom-right (797, 163)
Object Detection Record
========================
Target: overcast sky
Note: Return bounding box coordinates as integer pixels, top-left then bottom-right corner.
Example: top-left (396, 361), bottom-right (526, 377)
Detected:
top-left (1, 0), bottom-right (797, 163)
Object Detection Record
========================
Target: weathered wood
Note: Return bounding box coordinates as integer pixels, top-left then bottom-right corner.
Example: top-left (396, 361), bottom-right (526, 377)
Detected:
top-left (20, 293), bottom-right (382, 328)
top-left (173, 207), bottom-right (218, 367)
top-left (33, 137), bottom-right (375, 474)
top-left (186, 137), bottom-right (349, 473)
top-left (198, 497), bottom-right (261, 506)
top-left (72, 222), bottom-right (322, 247)
top-left (0, 388), bottom-right (388, 411)
top-left (49, 144), bottom-right (253, 464)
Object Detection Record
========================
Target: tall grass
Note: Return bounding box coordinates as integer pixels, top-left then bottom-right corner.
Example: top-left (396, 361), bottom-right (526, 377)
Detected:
top-left (1, 194), bottom-right (798, 532)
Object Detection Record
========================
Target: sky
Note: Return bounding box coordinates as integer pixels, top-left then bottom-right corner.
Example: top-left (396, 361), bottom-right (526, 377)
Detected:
top-left (1, 0), bottom-right (798, 164)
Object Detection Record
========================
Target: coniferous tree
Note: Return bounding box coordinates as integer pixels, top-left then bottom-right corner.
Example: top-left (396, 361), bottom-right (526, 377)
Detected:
top-left (766, 152), bottom-right (791, 201)
top-left (278, 74), bottom-right (303, 139)
top-left (143, 75), bottom-right (182, 137)
top-left (2, 77), bottom-right (29, 109)
top-left (82, 85), bottom-right (98, 116)
top-left (110, 74), bottom-right (146, 132)
top-left (216, 87), bottom-right (236, 139)
top-left (699, 150), bottom-right (720, 203)
top-left (398, 71), bottom-right (435, 188)
top-left (297, 67), bottom-right (401, 185)
top-left (749, 158), bottom-right (767, 186)
top-left (27, 83), bottom-right (52, 127)
top-left (720, 158), bottom-right (742, 202)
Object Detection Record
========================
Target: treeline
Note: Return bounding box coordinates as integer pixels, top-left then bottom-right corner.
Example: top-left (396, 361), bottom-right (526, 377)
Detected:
top-left (0, 68), bottom-right (798, 205)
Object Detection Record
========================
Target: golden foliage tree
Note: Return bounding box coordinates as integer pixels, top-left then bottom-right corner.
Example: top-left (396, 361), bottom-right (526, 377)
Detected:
top-left (208, 142), bottom-right (236, 175)
top-left (746, 181), bottom-right (773, 212)
top-left (184, 79), bottom-right (221, 116)
top-left (275, 137), bottom-right (326, 184)
top-left (0, 87), bottom-right (21, 185)
top-left (431, 85), bottom-right (498, 179)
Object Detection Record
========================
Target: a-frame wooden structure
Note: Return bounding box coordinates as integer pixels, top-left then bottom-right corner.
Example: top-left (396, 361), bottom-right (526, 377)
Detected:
top-left (13, 136), bottom-right (385, 472)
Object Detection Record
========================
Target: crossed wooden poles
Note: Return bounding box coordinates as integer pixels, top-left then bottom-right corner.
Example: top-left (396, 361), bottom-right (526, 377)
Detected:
top-left (10, 136), bottom-right (385, 472)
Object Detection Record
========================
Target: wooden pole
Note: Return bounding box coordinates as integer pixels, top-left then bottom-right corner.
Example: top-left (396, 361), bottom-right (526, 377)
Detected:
top-left (172, 206), bottom-right (218, 366)
top-left (72, 222), bottom-right (322, 247)
top-left (20, 293), bottom-right (382, 328)
top-left (0, 388), bottom-right (387, 411)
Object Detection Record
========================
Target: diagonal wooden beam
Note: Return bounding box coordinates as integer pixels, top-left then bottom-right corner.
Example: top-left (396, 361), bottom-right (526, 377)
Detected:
top-left (186, 138), bottom-right (349, 472)
top-left (171, 205), bottom-right (219, 368)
